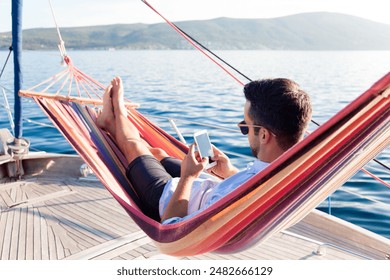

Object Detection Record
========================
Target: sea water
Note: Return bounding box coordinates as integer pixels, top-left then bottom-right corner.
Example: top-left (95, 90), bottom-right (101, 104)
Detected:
top-left (0, 50), bottom-right (389, 239)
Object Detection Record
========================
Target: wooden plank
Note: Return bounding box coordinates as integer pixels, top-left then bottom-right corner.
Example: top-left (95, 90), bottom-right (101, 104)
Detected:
top-left (39, 194), bottom-right (108, 238)
top-left (288, 211), bottom-right (386, 259)
top-left (66, 233), bottom-right (90, 251)
top-left (65, 190), bottom-right (133, 227)
top-left (39, 208), bottom-right (97, 252)
top-left (9, 186), bottom-right (17, 204)
top-left (10, 184), bottom-right (26, 260)
top-left (25, 207), bottom-right (34, 260)
top-left (49, 221), bottom-right (78, 259)
top-left (73, 180), bottom-right (135, 217)
top-left (0, 212), bottom-right (5, 256)
top-left (33, 208), bottom-right (42, 260)
top-left (42, 201), bottom-right (116, 242)
top-left (50, 192), bottom-right (131, 236)
top-left (257, 243), bottom-right (295, 260)
top-left (9, 208), bottom-right (21, 259)
top-left (119, 251), bottom-right (139, 260)
top-left (0, 211), bottom-right (9, 259)
top-left (11, 189), bottom-right (74, 209)
top-left (64, 231), bottom-right (146, 260)
top-left (269, 234), bottom-right (326, 259)
top-left (35, 202), bottom-right (85, 255)
top-left (273, 234), bottom-right (317, 259)
top-left (0, 191), bottom-right (7, 211)
top-left (47, 225), bottom-right (57, 260)
top-left (64, 248), bottom-right (71, 258)
top-left (1, 188), bottom-right (14, 208)
top-left (93, 237), bottom-right (151, 260)
top-left (39, 210), bottom-right (49, 260)
top-left (1, 208), bottom-right (14, 259)
top-left (231, 246), bottom-right (266, 260)
top-left (53, 225), bottom-right (65, 260)
top-left (17, 204), bottom-right (28, 260)
top-left (67, 180), bottom-right (132, 216)
top-left (62, 180), bottom-right (136, 233)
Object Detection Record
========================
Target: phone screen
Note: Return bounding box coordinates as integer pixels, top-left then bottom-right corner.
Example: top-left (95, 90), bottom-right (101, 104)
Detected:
top-left (194, 130), bottom-right (216, 169)
top-left (194, 131), bottom-right (213, 158)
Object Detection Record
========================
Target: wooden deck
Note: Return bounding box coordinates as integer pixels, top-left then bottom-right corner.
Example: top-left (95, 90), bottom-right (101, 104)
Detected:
top-left (0, 154), bottom-right (389, 260)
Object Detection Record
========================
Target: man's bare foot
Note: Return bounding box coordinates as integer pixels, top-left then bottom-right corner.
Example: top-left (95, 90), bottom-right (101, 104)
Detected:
top-left (111, 77), bottom-right (127, 116)
top-left (96, 84), bottom-right (116, 135)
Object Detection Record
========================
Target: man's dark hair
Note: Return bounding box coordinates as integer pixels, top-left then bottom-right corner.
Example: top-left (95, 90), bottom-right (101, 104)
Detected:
top-left (244, 78), bottom-right (312, 150)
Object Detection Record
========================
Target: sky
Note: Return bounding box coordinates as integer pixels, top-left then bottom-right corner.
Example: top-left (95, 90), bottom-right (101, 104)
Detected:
top-left (0, 0), bottom-right (389, 32)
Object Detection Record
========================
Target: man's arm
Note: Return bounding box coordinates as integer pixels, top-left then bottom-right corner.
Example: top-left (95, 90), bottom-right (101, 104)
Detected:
top-left (161, 177), bottom-right (194, 222)
top-left (161, 144), bottom-right (207, 222)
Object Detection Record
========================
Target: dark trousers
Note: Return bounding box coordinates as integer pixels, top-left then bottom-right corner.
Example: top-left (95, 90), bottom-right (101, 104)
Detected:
top-left (126, 155), bottom-right (181, 221)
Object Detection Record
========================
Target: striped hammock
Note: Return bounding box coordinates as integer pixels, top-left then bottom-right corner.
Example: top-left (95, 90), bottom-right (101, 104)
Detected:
top-left (19, 59), bottom-right (390, 256)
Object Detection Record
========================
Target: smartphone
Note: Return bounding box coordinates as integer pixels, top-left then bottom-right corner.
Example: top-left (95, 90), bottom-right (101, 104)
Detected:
top-left (193, 130), bottom-right (217, 169)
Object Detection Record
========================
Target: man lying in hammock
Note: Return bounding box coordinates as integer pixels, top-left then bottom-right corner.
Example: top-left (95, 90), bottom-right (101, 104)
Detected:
top-left (97, 77), bottom-right (312, 224)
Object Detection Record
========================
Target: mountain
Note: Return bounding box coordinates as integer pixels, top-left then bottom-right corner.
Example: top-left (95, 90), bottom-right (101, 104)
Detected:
top-left (1, 12), bottom-right (390, 50)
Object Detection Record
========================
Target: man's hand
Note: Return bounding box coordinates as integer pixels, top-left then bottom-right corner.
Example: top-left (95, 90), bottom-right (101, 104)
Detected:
top-left (180, 143), bottom-right (208, 179)
top-left (209, 145), bottom-right (239, 179)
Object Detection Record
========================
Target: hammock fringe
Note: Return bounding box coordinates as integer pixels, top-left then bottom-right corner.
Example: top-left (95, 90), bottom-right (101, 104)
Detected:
top-left (19, 89), bottom-right (140, 108)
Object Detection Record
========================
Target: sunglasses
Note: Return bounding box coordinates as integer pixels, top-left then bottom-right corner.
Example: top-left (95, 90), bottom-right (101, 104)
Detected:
top-left (237, 120), bottom-right (264, 135)
top-left (237, 120), bottom-right (277, 136)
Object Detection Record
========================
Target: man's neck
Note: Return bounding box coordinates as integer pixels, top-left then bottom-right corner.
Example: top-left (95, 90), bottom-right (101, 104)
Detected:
top-left (258, 146), bottom-right (285, 163)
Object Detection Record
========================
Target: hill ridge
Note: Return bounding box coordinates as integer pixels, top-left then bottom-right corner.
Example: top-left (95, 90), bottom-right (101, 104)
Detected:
top-left (1, 12), bottom-right (390, 50)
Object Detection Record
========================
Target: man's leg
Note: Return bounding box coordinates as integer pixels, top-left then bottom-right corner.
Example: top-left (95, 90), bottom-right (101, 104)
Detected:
top-left (108, 77), bottom-right (182, 177)
top-left (110, 77), bottom-right (153, 163)
top-left (149, 147), bottom-right (181, 177)
top-left (98, 77), bottom-right (176, 221)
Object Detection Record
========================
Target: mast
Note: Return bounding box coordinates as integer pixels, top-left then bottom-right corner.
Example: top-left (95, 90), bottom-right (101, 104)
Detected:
top-left (9, 0), bottom-right (29, 179)
top-left (12, 0), bottom-right (23, 139)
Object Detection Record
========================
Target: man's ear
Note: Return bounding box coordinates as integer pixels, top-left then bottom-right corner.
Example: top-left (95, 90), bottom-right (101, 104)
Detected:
top-left (260, 128), bottom-right (272, 144)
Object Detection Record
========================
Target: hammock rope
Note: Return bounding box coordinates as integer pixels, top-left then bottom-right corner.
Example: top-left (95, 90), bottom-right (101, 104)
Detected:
top-left (48, 0), bottom-right (67, 59)
top-left (140, 0), bottom-right (245, 86)
top-left (19, 57), bottom-right (140, 108)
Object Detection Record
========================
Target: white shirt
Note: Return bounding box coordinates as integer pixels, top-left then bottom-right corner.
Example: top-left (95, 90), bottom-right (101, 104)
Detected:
top-left (159, 159), bottom-right (269, 224)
